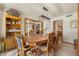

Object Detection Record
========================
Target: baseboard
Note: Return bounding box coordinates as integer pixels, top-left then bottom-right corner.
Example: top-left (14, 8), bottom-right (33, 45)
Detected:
top-left (62, 41), bottom-right (74, 45)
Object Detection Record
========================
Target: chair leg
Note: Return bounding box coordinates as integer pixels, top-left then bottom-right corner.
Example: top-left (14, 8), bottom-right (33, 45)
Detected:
top-left (18, 50), bottom-right (19, 56)
top-left (22, 50), bottom-right (25, 56)
top-left (51, 49), bottom-right (54, 56)
top-left (46, 52), bottom-right (48, 56)
top-left (18, 49), bottom-right (20, 56)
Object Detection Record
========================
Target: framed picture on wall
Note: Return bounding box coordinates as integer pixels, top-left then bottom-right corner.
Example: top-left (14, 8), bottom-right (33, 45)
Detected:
top-left (70, 20), bottom-right (77, 29)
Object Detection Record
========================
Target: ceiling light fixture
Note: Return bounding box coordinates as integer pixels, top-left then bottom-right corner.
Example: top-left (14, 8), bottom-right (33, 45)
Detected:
top-left (43, 7), bottom-right (48, 11)
top-left (39, 15), bottom-right (50, 20)
top-left (39, 7), bottom-right (50, 20)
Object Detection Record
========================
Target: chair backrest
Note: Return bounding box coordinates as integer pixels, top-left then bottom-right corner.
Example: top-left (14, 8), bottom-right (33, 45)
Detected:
top-left (15, 34), bottom-right (22, 49)
top-left (15, 34), bottom-right (28, 49)
top-left (21, 35), bottom-right (27, 48)
top-left (48, 32), bottom-right (56, 44)
top-left (57, 31), bottom-right (62, 37)
top-left (47, 32), bottom-right (56, 52)
top-left (56, 31), bottom-right (63, 42)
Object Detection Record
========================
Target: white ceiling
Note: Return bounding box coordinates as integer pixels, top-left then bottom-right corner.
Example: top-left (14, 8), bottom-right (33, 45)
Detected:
top-left (2, 3), bottom-right (78, 20)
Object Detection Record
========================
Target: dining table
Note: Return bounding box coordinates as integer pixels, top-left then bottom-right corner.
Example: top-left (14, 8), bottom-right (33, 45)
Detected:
top-left (24, 34), bottom-right (48, 47)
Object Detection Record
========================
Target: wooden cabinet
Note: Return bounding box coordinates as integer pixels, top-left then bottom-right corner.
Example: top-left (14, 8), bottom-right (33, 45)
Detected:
top-left (4, 37), bottom-right (18, 51)
top-left (4, 14), bottom-right (21, 51)
top-left (5, 14), bottom-right (22, 37)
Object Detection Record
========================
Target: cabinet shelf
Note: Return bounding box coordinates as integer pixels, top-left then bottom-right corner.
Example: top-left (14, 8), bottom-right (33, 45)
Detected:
top-left (6, 24), bottom-right (21, 28)
top-left (5, 14), bottom-right (21, 37)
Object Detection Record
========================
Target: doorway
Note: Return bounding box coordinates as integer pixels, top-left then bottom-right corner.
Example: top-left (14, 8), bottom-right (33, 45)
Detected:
top-left (53, 20), bottom-right (63, 41)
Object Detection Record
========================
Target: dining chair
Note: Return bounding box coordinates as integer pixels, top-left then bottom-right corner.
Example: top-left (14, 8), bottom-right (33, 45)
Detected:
top-left (52, 31), bottom-right (63, 55)
top-left (56, 31), bottom-right (63, 47)
top-left (14, 34), bottom-right (33, 56)
top-left (14, 34), bottom-right (23, 56)
top-left (48, 32), bottom-right (57, 56)
top-left (51, 32), bottom-right (58, 55)
top-left (38, 32), bottom-right (56, 56)
top-left (21, 35), bottom-right (41, 56)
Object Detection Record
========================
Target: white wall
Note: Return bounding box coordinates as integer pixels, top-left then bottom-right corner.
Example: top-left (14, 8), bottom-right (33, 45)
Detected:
top-left (51, 12), bottom-right (78, 43)
top-left (43, 20), bottom-right (52, 35)
top-left (0, 6), bottom-right (5, 38)
top-left (0, 4), bottom-right (77, 44)
top-left (0, 4), bottom-right (5, 51)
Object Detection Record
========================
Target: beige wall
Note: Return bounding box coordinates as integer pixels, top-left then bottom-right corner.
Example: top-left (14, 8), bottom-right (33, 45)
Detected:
top-left (51, 12), bottom-right (78, 43)
top-left (0, 4), bottom-right (5, 38)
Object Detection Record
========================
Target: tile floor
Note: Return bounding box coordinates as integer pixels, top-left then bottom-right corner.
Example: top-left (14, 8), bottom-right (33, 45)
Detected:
top-left (0, 49), bottom-right (18, 56)
top-left (0, 43), bottom-right (76, 56)
top-left (55, 43), bottom-right (75, 56)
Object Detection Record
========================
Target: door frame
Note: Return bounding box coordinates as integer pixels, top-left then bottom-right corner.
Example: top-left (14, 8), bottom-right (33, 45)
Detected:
top-left (77, 4), bottom-right (79, 39)
top-left (53, 20), bottom-right (63, 31)
top-left (53, 20), bottom-right (63, 41)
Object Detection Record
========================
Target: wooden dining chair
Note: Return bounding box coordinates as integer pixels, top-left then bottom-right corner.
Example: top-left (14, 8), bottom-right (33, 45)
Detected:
top-left (38, 32), bottom-right (56, 56)
top-left (14, 34), bottom-right (33, 56)
top-left (51, 31), bottom-right (59, 55)
top-left (48, 32), bottom-right (57, 55)
top-left (14, 34), bottom-right (23, 56)
top-left (56, 31), bottom-right (63, 47)
top-left (21, 35), bottom-right (40, 56)
top-left (52, 31), bottom-right (63, 55)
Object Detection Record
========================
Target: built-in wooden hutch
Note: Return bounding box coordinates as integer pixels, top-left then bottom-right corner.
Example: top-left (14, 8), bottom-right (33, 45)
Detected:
top-left (3, 13), bottom-right (22, 51)
top-left (5, 14), bottom-right (22, 38)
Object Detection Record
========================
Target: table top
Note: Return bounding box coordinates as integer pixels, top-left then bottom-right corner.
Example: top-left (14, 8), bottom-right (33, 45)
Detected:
top-left (25, 34), bottom-right (48, 44)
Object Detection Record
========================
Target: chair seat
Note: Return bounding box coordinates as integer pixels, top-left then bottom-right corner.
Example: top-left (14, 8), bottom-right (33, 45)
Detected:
top-left (22, 45), bottom-right (33, 51)
top-left (39, 46), bottom-right (47, 51)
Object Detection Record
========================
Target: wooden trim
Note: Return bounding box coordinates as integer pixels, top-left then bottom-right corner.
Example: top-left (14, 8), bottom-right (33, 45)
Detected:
top-left (77, 4), bottom-right (79, 39)
top-left (53, 21), bottom-right (55, 31)
top-left (5, 14), bottom-right (22, 20)
top-left (24, 19), bottom-right (26, 35)
top-left (25, 18), bottom-right (42, 23)
top-left (53, 20), bottom-right (63, 31)
top-left (41, 22), bottom-right (44, 32)
top-left (24, 18), bottom-right (44, 35)
top-left (53, 20), bottom-right (63, 22)
top-left (53, 20), bottom-right (63, 41)
top-left (62, 41), bottom-right (74, 45)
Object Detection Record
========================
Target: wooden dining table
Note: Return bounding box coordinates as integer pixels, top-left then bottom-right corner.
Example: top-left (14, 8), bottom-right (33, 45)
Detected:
top-left (24, 34), bottom-right (48, 46)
